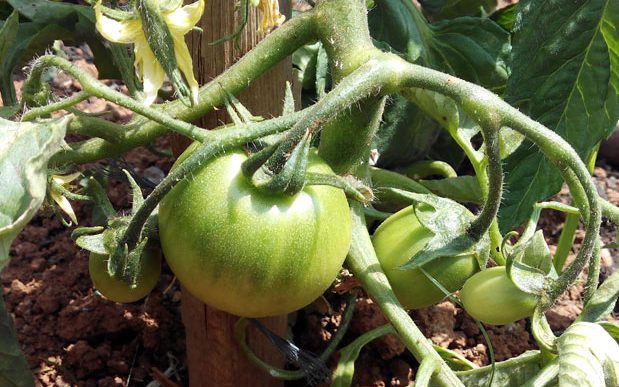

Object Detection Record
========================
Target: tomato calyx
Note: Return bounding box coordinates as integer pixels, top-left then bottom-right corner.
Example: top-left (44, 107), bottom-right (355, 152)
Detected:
top-left (241, 129), bottom-right (313, 196)
top-left (381, 191), bottom-right (490, 272)
top-left (72, 169), bottom-right (159, 288)
top-left (504, 229), bottom-right (557, 297)
top-left (241, 135), bottom-right (373, 203)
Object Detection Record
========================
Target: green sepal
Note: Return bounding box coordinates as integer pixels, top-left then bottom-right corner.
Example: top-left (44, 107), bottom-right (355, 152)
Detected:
top-left (531, 308), bottom-right (557, 354)
top-left (503, 229), bottom-right (555, 296)
top-left (598, 321), bottom-right (619, 340)
top-left (578, 270), bottom-right (619, 323)
top-left (138, 0), bottom-right (191, 105)
top-left (246, 130), bottom-right (313, 196)
top-left (386, 190), bottom-right (489, 271)
top-left (122, 237), bottom-right (149, 287)
top-left (72, 226), bottom-right (106, 255)
top-left (431, 345), bottom-right (476, 371)
top-left (123, 169), bottom-right (144, 214)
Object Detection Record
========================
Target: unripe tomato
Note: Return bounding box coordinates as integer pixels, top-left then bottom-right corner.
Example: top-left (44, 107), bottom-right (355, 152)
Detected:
top-left (89, 248), bottom-right (161, 303)
top-left (158, 146), bottom-right (352, 317)
top-left (460, 266), bottom-right (538, 325)
top-left (372, 206), bottom-right (479, 310)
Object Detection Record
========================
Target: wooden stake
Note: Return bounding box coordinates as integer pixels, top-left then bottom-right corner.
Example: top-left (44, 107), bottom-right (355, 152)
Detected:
top-left (176, 1), bottom-right (292, 386)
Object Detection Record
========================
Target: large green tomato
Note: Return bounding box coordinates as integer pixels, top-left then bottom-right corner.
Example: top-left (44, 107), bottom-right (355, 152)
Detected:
top-left (460, 266), bottom-right (538, 325)
top-left (89, 248), bottom-right (161, 303)
top-left (158, 146), bottom-right (352, 317)
top-left (372, 205), bottom-right (479, 310)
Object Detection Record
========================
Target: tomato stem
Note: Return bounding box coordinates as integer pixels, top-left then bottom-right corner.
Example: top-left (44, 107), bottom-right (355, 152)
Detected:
top-left (346, 202), bottom-right (465, 387)
top-left (389, 61), bottom-right (601, 312)
top-left (121, 113), bottom-right (302, 250)
top-left (24, 56), bottom-right (210, 142)
top-left (49, 10), bottom-right (317, 166)
top-left (21, 91), bottom-right (91, 121)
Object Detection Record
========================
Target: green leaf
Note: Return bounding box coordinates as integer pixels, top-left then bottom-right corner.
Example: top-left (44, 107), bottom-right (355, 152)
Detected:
top-left (369, 0), bottom-right (510, 90)
top-left (332, 324), bottom-right (395, 387)
top-left (490, 4), bottom-right (517, 32)
top-left (315, 43), bottom-right (329, 99)
top-left (2, 21), bottom-right (73, 73)
top-left (428, 17), bottom-right (510, 92)
top-left (0, 106), bottom-right (20, 119)
top-left (292, 42), bottom-right (320, 90)
top-left (431, 350), bottom-right (541, 387)
top-left (74, 232), bottom-right (107, 255)
top-left (0, 288), bottom-right (34, 387)
top-left (0, 10), bottom-right (19, 105)
top-left (419, 175), bottom-right (483, 204)
top-left (7, 0), bottom-right (94, 24)
top-left (558, 322), bottom-right (619, 386)
top-left (578, 269), bottom-right (619, 323)
top-left (2, 0), bottom-right (120, 94)
top-left (519, 230), bottom-right (553, 275)
top-left (420, 0), bottom-right (496, 20)
top-left (401, 87), bottom-right (460, 131)
top-left (598, 321), bottom-right (619, 340)
top-left (505, 230), bottom-right (553, 295)
top-left (0, 116), bottom-right (69, 269)
top-left (369, 0), bottom-right (509, 169)
top-left (500, 0), bottom-right (619, 233)
top-left (369, 0), bottom-right (428, 62)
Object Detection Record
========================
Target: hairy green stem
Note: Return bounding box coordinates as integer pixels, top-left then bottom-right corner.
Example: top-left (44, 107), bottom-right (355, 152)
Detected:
top-left (584, 238), bottom-right (602, 304)
top-left (395, 62), bottom-right (600, 311)
top-left (404, 160), bottom-right (457, 179)
top-left (121, 112), bottom-right (303, 250)
top-left (22, 91), bottom-right (91, 121)
top-left (24, 56), bottom-right (209, 142)
top-left (346, 202), bottom-right (464, 387)
top-left (601, 198), bottom-right (619, 225)
top-left (271, 58), bottom-right (396, 175)
top-left (468, 128), bottom-right (503, 243)
top-left (50, 11), bottom-right (317, 166)
top-left (305, 173), bottom-right (370, 204)
top-left (66, 115), bottom-right (126, 144)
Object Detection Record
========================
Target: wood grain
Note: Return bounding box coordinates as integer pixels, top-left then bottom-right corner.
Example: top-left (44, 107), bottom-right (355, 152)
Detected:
top-left (177, 1), bottom-right (292, 386)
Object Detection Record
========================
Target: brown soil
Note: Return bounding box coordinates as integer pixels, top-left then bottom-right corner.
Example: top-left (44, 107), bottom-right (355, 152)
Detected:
top-left (2, 42), bottom-right (619, 387)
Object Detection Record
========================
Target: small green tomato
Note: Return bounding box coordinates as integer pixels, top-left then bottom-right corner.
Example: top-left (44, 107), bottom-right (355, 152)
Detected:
top-left (372, 205), bottom-right (480, 310)
top-left (89, 248), bottom-right (161, 303)
top-left (459, 266), bottom-right (538, 325)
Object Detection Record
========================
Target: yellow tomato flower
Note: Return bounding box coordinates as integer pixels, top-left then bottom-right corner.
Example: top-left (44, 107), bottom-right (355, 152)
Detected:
top-left (251, 0), bottom-right (286, 33)
top-left (49, 172), bottom-right (82, 225)
top-left (94, 0), bottom-right (204, 106)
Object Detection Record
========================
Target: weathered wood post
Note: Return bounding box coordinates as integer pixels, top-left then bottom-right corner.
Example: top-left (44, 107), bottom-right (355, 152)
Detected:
top-left (173, 1), bottom-right (292, 386)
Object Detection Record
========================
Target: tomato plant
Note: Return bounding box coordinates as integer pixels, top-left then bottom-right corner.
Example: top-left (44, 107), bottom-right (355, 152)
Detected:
top-left (88, 247), bottom-right (162, 303)
top-left (459, 266), bottom-right (538, 325)
top-left (158, 145), bottom-right (352, 317)
top-left (372, 205), bottom-right (479, 310)
top-left (1, 0), bottom-right (618, 386)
